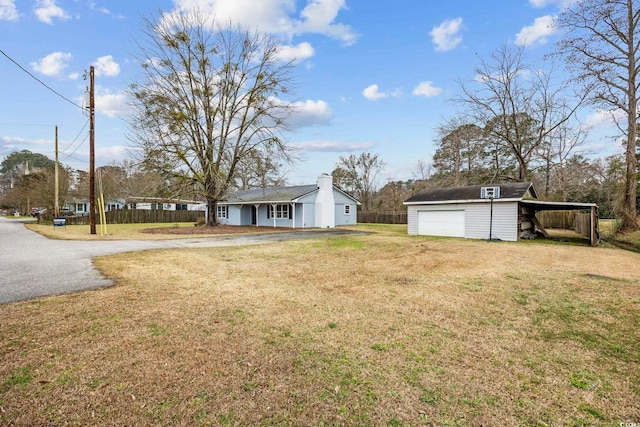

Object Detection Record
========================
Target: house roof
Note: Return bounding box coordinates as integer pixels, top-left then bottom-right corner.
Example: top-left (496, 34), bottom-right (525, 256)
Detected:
top-left (220, 184), bottom-right (361, 205)
top-left (404, 182), bottom-right (537, 204)
top-left (220, 185), bottom-right (319, 204)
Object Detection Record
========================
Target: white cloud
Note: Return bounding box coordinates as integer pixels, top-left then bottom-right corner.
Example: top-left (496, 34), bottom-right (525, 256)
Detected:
top-left (583, 108), bottom-right (626, 130)
top-left (88, 1), bottom-right (111, 15)
top-left (30, 52), bottom-right (72, 76)
top-left (412, 81), bottom-right (442, 98)
top-left (430, 17), bottom-right (463, 52)
top-left (296, 0), bottom-right (357, 45)
top-left (93, 55), bottom-right (120, 77)
top-left (529, 0), bottom-right (577, 8)
top-left (362, 84), bottom-right (387, 101)
top-left (0, 0), bottom-right (19, 21)
top-left (168, 0), bottom-right (357, 45)
top-left (95, 86), bottom-right (129, 118)
top-left (294, 140), bottom-right (374, 152)
top-left (515, 15), bottom-right (556, 47)
top-left (275, 42), bottom-right (315, 62)
top-left (34, 0), bottom-right (70, 24)
top-left (290, 99), bottom-right (332, 128)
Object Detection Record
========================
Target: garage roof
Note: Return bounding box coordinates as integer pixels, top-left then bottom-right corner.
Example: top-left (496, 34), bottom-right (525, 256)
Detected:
top-left (404, 182), bottom-right (537, 204)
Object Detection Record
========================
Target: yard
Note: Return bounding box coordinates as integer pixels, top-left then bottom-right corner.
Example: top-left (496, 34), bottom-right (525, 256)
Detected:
top-left (1, 224), bottom-right (639, 425)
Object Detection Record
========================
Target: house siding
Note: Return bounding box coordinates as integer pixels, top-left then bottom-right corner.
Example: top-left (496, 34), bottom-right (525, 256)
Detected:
top-left (333, 191), bottom-right (357, 226)
top-left (406, 201), bottom-right (519, 242)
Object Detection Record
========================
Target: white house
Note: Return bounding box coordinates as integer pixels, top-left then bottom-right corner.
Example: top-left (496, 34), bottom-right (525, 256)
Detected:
top-left (217, 174), bottom-right (360, 228)
top-left (125, 197), bottom-right (206, 212)
top-left (404, 182), bottom-right (598, 244)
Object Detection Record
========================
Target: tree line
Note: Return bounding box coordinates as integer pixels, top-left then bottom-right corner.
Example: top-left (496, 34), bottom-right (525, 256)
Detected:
top-left (1, 1), bottom-right (638, 229)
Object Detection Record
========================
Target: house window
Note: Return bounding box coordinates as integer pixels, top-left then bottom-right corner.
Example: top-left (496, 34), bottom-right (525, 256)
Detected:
top-left (176, 204), bottom-right (188, 211)
top-left (76, 204), bottom-right (85, 213)
top-left (268, 204), bottom-right (290, 219)
top-left (344, 205), bottom-right (351, 215)
top-left (129, 202), bottom-right (137, 209)
top-left (151, 203), bottom-right (164, 211)
top-left (217, 205), bottom-right (228, 219)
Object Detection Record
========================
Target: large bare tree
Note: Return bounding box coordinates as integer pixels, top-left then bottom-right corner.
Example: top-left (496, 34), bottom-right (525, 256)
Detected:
top-left (332, 152), bottom-right (386, 211)
top-left (128, 10), bottom-right (296, 225)
top-left (455, 44), bottom-right (585, 183)
top-left (554, 0), bottom-right (639, 228)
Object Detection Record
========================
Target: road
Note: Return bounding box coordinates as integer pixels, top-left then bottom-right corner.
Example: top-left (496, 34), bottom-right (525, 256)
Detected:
top-left (0, 217), bottom-right (363, 304)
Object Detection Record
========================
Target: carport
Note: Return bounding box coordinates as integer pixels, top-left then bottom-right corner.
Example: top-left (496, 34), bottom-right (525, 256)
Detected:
top-left (521, 200), bottom-right (599, 246)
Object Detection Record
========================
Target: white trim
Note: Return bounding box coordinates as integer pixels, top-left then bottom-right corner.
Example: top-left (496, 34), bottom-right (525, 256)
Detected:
top-left (403, 198), bottom-right (523, 206)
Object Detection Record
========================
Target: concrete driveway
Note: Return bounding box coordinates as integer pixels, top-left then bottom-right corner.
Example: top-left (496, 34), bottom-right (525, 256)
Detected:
top-left (0, 217), bottom-right (363, 304)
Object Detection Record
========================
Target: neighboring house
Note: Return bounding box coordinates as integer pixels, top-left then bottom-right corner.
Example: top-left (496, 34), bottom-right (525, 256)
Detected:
top-left (63, 199), bottom-right (125, 215)
top-left (125, 197), bottom-right (206, 212)
top-left (404, 182), bottom-right (598, 245)
top-left (218, 174), bottom-right (359, 228)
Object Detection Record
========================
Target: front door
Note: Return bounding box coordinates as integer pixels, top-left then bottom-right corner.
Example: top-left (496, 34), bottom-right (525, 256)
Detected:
top-left (251, 206), bottom-right (257, 225)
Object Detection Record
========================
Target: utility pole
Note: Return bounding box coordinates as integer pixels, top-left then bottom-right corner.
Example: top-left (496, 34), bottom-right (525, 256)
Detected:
top-left (54, 125), bottom-right (59, 217)
top-left (87, 66), bottom-right (96, 234)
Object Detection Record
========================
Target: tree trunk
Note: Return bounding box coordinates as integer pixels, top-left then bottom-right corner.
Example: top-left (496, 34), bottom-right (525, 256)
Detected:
top-left (207, 197), bottom-right (218, 226)
top-left (622, 0), bottom-right (638, 229)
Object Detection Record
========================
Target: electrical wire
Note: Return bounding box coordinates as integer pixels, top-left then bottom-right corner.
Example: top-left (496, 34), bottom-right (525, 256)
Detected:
top-left (61, 119), bottom-right (89, 152)
top-left (60, 132), bottom-right (89, 162)
top-left (0, 49), bottom-right (85, 111)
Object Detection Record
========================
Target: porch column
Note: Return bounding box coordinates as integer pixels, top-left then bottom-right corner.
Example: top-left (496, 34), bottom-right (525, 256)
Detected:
top-left (271, 204), bottom-right (277, 228)
top-left (291, 203), bottom-right (295, 229)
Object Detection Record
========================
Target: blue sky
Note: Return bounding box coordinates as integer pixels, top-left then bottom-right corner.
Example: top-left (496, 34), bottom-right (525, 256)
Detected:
top-left (0, 0), bottom-right (622, 186)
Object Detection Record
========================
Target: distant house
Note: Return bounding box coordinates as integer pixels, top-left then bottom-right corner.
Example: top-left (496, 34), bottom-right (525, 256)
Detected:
top-left (404, 182), bottom-right (598, 245)
top-left (218, 174), bottom-right (360, 228)
top-left (125, 197), bottom-right (206, 212)
top-left (63, 199), bottom-right (125, 215)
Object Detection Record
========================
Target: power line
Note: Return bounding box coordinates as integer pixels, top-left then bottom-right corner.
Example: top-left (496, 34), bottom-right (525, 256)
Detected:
top-left (61, 119), bottom-right (89, 152)
top-left (0, 49), bottom-right (84, 111)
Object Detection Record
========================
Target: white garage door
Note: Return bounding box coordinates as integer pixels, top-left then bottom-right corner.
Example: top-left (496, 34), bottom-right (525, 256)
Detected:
top-left (417, 210), bottom-right (465, 237)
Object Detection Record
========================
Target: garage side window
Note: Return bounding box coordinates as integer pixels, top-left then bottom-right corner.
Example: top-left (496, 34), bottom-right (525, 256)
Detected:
top-left (344, 205), bottom-right (351, 215)
top-left (217, 205), bottom-right (228, 219)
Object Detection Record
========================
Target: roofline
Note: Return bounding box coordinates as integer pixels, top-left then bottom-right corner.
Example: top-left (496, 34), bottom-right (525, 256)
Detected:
top-left (403, 197), bottom-right (524, 206)
top-left (219, 200), bottom-right (298, 205)
top-left (220, 185), bottom-right (361, 205)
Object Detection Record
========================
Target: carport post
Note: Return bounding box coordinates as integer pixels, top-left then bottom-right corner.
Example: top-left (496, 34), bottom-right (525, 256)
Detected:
top-left (590, 206), bottom-right (598, 246)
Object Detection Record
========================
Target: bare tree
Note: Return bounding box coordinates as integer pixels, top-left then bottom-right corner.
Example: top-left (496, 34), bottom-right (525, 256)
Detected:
top-left (127, 10), bottom-right (296, 225)
top-left (455, 44), bottom-right (585, 183)
top-left (554, 0), bottom-right (639, 228)
top-left (332, 152), bottom-right (386, 211)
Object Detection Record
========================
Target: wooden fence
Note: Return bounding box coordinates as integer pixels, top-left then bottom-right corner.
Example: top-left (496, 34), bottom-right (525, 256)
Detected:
top-left (537, 210), bottom-right (617, 239)
top-left (357, 211), bottom-right (407, 224)
top-left (536, 211), bottom-right (577, 229)
top-left (50, 209), bottom-right (205, 225)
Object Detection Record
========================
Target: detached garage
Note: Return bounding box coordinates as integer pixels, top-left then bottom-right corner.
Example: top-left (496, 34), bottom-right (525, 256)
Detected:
top-left (404, 182), bottom-right (599, 245)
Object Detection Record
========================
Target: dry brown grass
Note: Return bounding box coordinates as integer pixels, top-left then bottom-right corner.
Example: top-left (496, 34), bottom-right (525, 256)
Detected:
top-left (1, 227), bottom-right (639, 426)
top-left (25, 222), bottom-right (300, 241)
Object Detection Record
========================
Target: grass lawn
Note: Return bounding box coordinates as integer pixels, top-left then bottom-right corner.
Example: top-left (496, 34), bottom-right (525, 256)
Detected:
top-left (25, 222), bottom-right (301, 240)
top-left (1, 225), bottom-right (639, 425)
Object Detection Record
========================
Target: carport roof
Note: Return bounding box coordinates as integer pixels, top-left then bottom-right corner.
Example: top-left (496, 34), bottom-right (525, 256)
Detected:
top-left (404, 182), bottom-right (537, 204)
top-left (520, 200), bottom-right (596, 211)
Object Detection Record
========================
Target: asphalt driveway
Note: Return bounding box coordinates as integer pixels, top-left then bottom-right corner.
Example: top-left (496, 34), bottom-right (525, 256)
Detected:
top-left (0, 218), bottom-right (363, 304)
